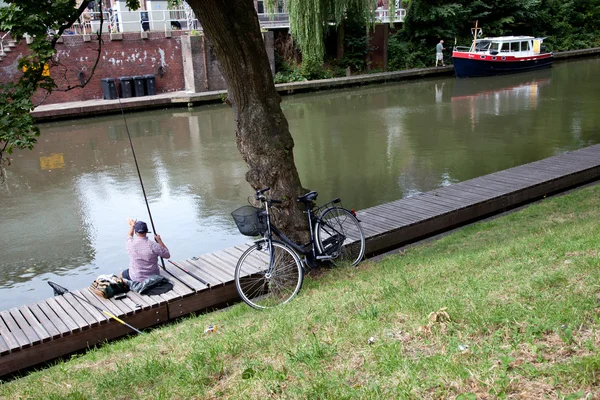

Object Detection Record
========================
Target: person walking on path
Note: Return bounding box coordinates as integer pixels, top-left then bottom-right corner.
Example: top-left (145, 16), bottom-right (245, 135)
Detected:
top-left (121, 218), bottom-right (170, 282)
top-left (436, 40), bottom-right (446, 67)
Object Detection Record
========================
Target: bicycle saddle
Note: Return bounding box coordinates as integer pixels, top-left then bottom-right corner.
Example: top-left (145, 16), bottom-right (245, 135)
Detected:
top-left (297, 191), bottom-right (318, 202)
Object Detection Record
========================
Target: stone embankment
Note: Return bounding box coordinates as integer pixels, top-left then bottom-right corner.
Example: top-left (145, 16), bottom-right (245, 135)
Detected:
top-left (32, 47), bottom-right (600, 122)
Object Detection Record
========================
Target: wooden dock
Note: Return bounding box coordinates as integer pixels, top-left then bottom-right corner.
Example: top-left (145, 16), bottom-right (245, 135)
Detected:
top-left (1, 144), bottom-right (600, 377)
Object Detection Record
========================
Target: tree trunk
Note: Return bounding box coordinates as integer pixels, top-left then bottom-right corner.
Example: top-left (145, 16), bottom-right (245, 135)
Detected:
top-left (187, 0), bottom-right (310, 242)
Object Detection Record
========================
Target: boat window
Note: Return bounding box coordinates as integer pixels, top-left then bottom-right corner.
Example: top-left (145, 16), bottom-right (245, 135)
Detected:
top-left (475, 40), bottom-right (491, 51)
top-left (501, 42), bottom-right (510, 52)
top-left (521, 41), bottom-right (530, 51)
top-left (490, 42), bottom-right (501, 51)
top-left (511, 42), bottom-right (520, 52)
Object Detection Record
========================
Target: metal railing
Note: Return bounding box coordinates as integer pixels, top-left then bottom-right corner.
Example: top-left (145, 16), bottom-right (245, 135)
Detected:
top-left (374, 7), bottom-right (407, 23)
top-left (64, 6), bottom-right (404, 36)
top-left (0, 31), bottom-right (10, 57)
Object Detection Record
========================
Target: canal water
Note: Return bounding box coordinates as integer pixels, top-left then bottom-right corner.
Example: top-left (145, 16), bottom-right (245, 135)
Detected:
top-left (1, 58), bottom-right (599, 310)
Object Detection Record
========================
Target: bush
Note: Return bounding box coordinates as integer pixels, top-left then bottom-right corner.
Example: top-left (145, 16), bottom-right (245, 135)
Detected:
top-left (274, 62), bottom-right (307, 83)
top-left (388, 36), bottom-right (431, 70)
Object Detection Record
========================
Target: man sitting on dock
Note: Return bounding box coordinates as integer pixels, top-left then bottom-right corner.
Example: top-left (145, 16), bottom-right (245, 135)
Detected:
top-left (122, 218), bottom-right (170, 282)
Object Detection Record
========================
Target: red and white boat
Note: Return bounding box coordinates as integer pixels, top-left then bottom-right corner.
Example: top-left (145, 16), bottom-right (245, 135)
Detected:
top-left (452, 22), bottom-right (553, 78)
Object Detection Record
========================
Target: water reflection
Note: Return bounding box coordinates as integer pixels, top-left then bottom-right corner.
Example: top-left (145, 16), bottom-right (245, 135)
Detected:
top-left (451, 69), bottom-right (552, 127)
top-left (1, 58), bottom-right (599, 309)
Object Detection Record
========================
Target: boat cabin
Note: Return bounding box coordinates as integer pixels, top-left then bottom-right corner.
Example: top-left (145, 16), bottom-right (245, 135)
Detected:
top-left (469, 37), bottom-right (547, 56)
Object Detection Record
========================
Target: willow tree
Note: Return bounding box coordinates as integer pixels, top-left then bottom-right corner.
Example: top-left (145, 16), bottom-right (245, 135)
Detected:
top-left (286, 0), bottom-right (382, 73)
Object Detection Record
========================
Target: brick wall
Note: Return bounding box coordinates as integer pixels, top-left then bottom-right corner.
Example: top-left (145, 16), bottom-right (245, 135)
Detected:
top-left (1, 31), bottom-right (187, 104)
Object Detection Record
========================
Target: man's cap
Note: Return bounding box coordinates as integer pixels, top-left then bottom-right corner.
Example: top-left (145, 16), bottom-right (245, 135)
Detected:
top-left (134, 221), bottom-right (150, 234)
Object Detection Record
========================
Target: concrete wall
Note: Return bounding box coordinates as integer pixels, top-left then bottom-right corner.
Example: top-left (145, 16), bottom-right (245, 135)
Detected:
top-left (181, 31), bottom-right (275, 93)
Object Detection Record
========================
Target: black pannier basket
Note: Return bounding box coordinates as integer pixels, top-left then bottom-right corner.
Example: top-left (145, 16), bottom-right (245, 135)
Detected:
top-left (231, 205), bottom-right (267, 237)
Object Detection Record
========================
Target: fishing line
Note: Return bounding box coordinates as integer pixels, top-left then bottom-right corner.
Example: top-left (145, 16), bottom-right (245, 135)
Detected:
top-left (116, 94), bottom-right (166, 270)
top-left (116, 94), bottom-right (206, 290)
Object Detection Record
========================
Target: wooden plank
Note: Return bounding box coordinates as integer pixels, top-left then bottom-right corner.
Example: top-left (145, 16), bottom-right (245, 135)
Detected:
top-left (211, 249), bottom-right (246, 272)
top-left (37, 300), bottom-right (74, 335)
top-left (79, 289), bottom-right (124, 318)
top-left (0, 335), bottom-right (9, 355)
top-left (377, 202), bottom-right (434, 221)
top-left (126, 290), bottom-right (156, 310)
top-left (18, 306), bottom-right (52, 343)
top-left (8, 309), bottom-right (41, 346)
top-left (355, 211), bottom-right (400, 230)
top-left (450, 182), bottom-right (503, 197)
top-left (28, 303), bottom-right (62, 339)
top-left (524, 163), bottom-right (586, 176)
top-left (352, 220), bottom-right (382, 237)
top-left (0, 311), bottom-right (31, 349)
top-left (420, 193), bottom-right (477, 209)
top-left (233, 245), bottom-right (270, 267)
top-left (365, 204), bottom-right (422, 223)
top-left (434, 189), bottom-right (491, 206)
top-left (397, 198), bottom-right (453, 216)
top-left (0, 303), bottom-right (169, 377)
top-left (492, 171), bottom-right (544, 184)
top-left (0, 314), bottom-right (21, 352)
top-left (216, 247), bottom-right (263, 274)
top-left (51, 295), bottom-right (89, 330)
top-left (364, 207), bottom-right (420, 226)
top-left (189, 257), bottom-right (232, 283)
top-left (176, 259), bottom-right (224, 286)
top-left (478, 176), bottom-right (530, 189)
top-left (159, 269), bottom-right (195, 297)
top-left (116, 296), bottom-right (144, 314)
top-left (168, 261), bottom-right (216, 289)
top-left (459, 179), bottom-right (514, 195)
top-left (402, 195), bottom-right (455, 213)
top-left (197, 253), bottom-right (237, 280)
top-left (467, 175), bottom-right (516, 189)
top-left (123, 288), bottom-right (157, 309)
top-left (163, 263), bottom-right (208, 292)
top-left (512, 164), bottom-right (566, 176)
top-left (64, 292), bottom-right (104, 326)
top-left (72, 291), bottom-right (109, 324)
top-left (435, 185), bottom-right (493, 202)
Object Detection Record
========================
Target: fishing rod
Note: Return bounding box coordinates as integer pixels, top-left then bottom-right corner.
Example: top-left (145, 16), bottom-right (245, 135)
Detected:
top-left (116, 94), bottom-right (210, 288)
top-left (117, 94), bottom-right (166, 270)
top-left (168, 259), bottom-right (211, 288)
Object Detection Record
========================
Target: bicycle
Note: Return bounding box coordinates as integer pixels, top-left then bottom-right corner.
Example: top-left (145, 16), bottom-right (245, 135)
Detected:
top-left (231, 187), bottom-right (366, 309)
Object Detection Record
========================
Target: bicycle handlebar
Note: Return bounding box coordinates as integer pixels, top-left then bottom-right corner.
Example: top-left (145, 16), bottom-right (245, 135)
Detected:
top-left (255, 187), bottom-right (283, 205)
top-left (256, 187), bottom-right (270, 196)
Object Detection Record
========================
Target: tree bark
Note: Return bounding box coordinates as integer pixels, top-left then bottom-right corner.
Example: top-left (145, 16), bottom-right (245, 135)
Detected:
top-left (187, 0), bottom-right (310, 242)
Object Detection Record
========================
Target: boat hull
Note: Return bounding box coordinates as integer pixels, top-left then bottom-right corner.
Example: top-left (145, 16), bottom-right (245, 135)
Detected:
top-left (452, 54), bottom-right (553, 78)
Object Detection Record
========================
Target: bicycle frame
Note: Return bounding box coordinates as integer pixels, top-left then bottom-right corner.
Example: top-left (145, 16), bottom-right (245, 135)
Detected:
top-left (261, 199), bottom-right (317, 260)
top-left (259, 195), bottom-right (345, 267)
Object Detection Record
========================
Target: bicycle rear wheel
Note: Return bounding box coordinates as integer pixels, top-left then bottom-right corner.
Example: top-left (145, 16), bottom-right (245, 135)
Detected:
top-left (234, 239), bottom-right (304, 309)
top-left (316, 207), bottom-right (366, 267)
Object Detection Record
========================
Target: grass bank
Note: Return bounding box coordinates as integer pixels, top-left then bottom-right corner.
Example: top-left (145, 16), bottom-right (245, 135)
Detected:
top-left (2, 185), bottom-right (600, 399)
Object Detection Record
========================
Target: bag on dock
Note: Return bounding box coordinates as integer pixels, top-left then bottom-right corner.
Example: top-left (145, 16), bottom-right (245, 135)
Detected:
top-left (90, 274), bottom-right (129, 299)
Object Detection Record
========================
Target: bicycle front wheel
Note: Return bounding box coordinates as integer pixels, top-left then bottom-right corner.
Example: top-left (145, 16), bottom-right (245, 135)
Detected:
top-left (234, 239), bottom-right (304, 309)
top-left (316, 207), bottom-right (366, 267)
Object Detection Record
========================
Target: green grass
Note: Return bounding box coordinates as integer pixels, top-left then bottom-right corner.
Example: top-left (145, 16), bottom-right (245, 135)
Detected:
top-left (3, 185), bottom-right (600, 399)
